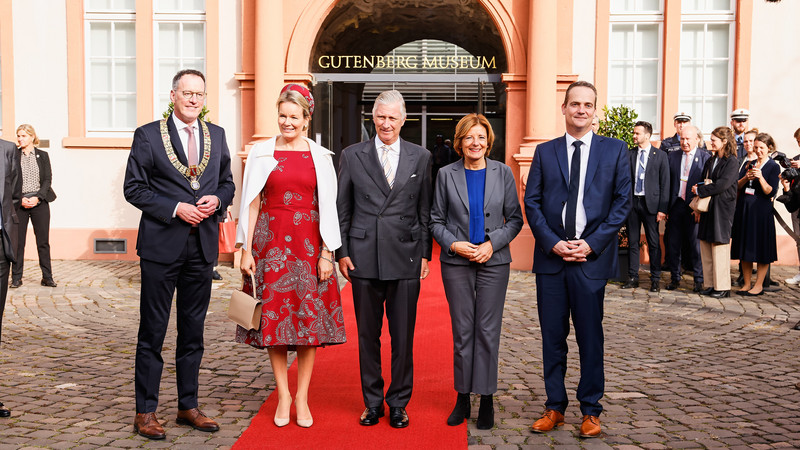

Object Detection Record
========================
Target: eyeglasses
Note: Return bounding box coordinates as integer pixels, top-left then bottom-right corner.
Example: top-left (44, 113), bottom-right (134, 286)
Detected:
top-left (180, 90), bottom-right (206, 100)
top-left (463, 136), bottom-right (487, 143)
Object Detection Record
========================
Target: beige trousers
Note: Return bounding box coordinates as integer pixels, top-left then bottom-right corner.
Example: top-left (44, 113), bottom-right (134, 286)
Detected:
top-left (700, 240), bottom-right (731, 290)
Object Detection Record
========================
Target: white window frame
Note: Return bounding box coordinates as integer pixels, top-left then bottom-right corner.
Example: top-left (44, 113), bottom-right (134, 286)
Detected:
top-left (153, 8), bottom-right (206, 119)
top-left (608, 2), bottom-right (664, 138)
top-left (84, 9), bottom-right (137, 136)
top-left (678, 6), bottom-right (736, 135)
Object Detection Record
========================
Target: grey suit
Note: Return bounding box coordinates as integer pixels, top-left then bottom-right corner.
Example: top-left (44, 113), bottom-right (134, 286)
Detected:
top-left (430, 159), bottom-right (523, 394)
top-left (0, 138), bottom-right (21, 342)
top-left (336, 137), bottom-right (432, 408)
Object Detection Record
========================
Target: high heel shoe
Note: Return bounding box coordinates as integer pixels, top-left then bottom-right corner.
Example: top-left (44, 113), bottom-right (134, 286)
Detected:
top-left (446, 392), bottom-right (471, 426)
top-left (295, 399), bottom-right (313, 428)
top-left (274, 397), bottom-right (291, 427)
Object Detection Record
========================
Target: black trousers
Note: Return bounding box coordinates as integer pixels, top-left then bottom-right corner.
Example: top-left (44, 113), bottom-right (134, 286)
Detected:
top-left (350, 276), bottom-right (420, 408)
top-left (665, 200), bottom-right (703, 283)
top-left (135, 233), bottom-right (213, 413)
top-left (0, 236), bottom-right (9, 343)
top-left (628, 196), bottom-right (662, 279)
top-left (12, 202), bottom-right (52, 281)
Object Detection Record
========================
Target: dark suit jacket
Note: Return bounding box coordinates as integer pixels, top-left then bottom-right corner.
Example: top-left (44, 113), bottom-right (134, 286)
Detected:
top-left (629, 146), bottom-right (669, 215)
top-left (123, 115), bottom-right (235, 264)
top-left (668, 148), bottom-right (711, 208)
top-left (430, 159), bottom-right (523, 266)
top-left (1, 139), bottom-right (20, 262)
top-left (18, 148), bottom-right (56, 202)
top-left (524, 134), bottom-right (632, 280)
top-left (336, 137), bottom-right (432, 280)
top-left (696, 155), bottom-right (741, 243)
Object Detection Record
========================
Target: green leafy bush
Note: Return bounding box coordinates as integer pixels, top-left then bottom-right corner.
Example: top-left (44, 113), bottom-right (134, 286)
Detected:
top-left (597, 104), bottom-right (637, 148)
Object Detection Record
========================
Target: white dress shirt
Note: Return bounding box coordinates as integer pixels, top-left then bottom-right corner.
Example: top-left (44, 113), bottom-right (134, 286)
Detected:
top-left (563, 131), bottom-right (593, 239)
top-left (375, 136), bottom-right (400, 183)
top-left (634, 144), bottom-right (652, 196)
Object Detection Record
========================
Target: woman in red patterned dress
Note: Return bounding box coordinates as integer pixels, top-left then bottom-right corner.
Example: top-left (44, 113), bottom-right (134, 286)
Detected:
top-left (236, 85), bottom-right (345, 428)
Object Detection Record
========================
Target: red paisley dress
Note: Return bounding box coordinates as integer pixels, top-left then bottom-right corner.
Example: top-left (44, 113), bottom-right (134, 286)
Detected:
top-left (235, 150), bottom-right (346, 348)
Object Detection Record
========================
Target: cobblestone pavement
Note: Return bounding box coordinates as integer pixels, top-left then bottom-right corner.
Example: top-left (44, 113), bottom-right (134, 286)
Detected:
top-left (0, 260), bottom-right (799, 449)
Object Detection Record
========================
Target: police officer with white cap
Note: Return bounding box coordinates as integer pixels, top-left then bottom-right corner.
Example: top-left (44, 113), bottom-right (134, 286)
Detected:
top-left (730, 108), bottom-right (750, 161)
top-left (661, 112), bottom-right (705, 153)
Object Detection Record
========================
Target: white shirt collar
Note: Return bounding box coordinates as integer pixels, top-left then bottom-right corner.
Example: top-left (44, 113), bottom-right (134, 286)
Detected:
top-left (565, 130), bottom-right (593, 149)
top-left (375, 136), bottom-right (400, 154)
top-left (172, 114), bottom-right (197, 131)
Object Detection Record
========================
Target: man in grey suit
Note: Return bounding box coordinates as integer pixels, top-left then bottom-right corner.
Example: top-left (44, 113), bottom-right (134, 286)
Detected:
top-left (337, 90), bottom-right (433, 429)
top-left (623, 121), bottom-right (669, 292)
top-left (0, 137), bottom-right (21, 418)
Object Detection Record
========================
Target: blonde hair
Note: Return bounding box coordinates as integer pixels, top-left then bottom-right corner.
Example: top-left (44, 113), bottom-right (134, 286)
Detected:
top-left (16, 124), bottom-right (40, 147)
top-left (277, 89), bottom-right (311, 120)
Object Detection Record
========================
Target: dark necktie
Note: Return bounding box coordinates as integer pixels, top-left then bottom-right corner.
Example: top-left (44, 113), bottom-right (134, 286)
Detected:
top-left (635, 149), bottom-right (646, 193)
top-left (565, 141), bottom-right (582, 240)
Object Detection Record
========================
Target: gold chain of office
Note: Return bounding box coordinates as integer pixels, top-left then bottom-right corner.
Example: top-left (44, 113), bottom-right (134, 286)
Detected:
top-left (160, 119), bottom-right (211, 190)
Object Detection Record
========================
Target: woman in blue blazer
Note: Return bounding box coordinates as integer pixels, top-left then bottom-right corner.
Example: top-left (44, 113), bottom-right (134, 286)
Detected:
top-left (430, 114), bottom-right (523, 429)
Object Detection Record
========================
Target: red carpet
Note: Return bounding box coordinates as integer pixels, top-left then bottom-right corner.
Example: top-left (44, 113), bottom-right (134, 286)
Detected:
top-left (233, 247), bottom-right (467, 449)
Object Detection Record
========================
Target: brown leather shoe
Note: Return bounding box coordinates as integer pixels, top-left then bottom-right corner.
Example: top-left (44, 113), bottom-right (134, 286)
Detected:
top-left (176, 408), bottom-right (220, 432)
top-left (531, 409), bottom-right (564, 433)
top-left (579, 415), bottom-right (602, 438)
top-left (133, 412), bottom-right (166, 440)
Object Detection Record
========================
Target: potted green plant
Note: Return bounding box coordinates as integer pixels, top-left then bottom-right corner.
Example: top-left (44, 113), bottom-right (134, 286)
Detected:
top-left (597, 104), bottom-right (638, 282)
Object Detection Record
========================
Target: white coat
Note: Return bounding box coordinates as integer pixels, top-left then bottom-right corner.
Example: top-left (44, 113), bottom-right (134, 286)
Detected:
top-left (235, 136), bottom-right (342, 251)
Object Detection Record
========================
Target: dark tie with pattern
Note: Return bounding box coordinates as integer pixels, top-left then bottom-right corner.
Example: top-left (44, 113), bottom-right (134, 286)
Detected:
top-left (635, 149), bottom-right (646, 193)
top-left (565, 141), bottom-right (582, 240)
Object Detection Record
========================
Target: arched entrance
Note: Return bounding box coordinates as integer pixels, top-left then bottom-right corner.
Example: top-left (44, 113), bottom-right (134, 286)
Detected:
top-left (304, 0), bottom-right (510, 162)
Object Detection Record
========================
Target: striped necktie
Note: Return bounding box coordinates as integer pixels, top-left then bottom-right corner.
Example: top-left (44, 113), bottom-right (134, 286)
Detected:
top-left (380, 145), bottom-right (394, 188)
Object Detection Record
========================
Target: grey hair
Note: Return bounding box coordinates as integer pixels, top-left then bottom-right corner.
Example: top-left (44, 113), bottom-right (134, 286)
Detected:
top-left (372, 90), bottom-right (406, 118)
top-left (681, 124), bottom-right (700, 139)
top-left (172, 69), bottom-right (206, 90)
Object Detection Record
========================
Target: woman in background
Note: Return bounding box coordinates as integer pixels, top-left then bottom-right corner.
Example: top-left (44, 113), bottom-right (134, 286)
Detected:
top-left (12, 124), bottom-right (56, 288)
top-left (730, 133), bottom-right (780, 296)
top-left (236, 84), bottom-right (345, 428)
top-left (692, 126), bottom-right (739, 298)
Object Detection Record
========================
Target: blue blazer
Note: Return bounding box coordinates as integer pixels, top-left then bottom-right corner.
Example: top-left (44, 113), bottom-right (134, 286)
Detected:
top-left (667, 148), bottom-right (710, 208)
top-left (430, 158), bottom-right (523, 266)
top-left (123, 115), bottom-right (236, 264)
top-left (524, 134), bottom-right (631, 279)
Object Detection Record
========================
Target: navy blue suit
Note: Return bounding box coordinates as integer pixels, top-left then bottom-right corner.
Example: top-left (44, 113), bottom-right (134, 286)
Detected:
top-left (524, 133), bottom-right (631, 417)
top-left (124, 115), bottom-right (235, 413)
top-left (665, 148), bottom-right (710, 283)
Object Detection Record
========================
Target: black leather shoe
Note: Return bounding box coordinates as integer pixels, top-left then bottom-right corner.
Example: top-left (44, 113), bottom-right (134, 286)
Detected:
top-left (389, 407), bottom-right (409, 428)
top-left (0, 402), bottom-right (10, 418)
top-left (650, 280), bottom-right (660, 292)
top-left (693, 282), bottom-right (704, 293)
top-left (666, 280), bottom-right (680, 290)
top-left (447, 392), bottom-right (471, 426)
top-left (621, 279), bottom-right (639, 289)
top-left (699, 287), bottom-right (714, 296)
top-left (10, 279), bottom-right (21, 288)
top-left (793, 321), bottom-right (800, 331)
top-left (212, 270), bottom-right (223, 281)
top-left (41, 278), bottom-right (57, 287)
top-left (710, 290), bottom-right (730, 298)
top-left (359, 406), bottom-right (384, 426)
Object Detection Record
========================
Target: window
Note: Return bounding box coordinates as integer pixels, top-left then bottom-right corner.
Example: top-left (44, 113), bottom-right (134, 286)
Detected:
top-left (84, 0), bottom-right (137, 134)
top-left (154, 0), bottom-right (206, 117)
top-left (679, 2), bottom-right (735, 132)
top-left (608, 1), bottom-right (663, 136)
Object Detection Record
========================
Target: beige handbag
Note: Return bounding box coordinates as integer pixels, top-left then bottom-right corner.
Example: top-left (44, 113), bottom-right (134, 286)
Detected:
top-left (689, 178), bottom-right (712, 212)
top-left (228, 273), bottom-right (262, 330)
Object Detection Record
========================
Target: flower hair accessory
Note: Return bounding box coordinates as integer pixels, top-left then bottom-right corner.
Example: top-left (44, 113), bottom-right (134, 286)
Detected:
top-left (281, 83), bottom-right (315, 117)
